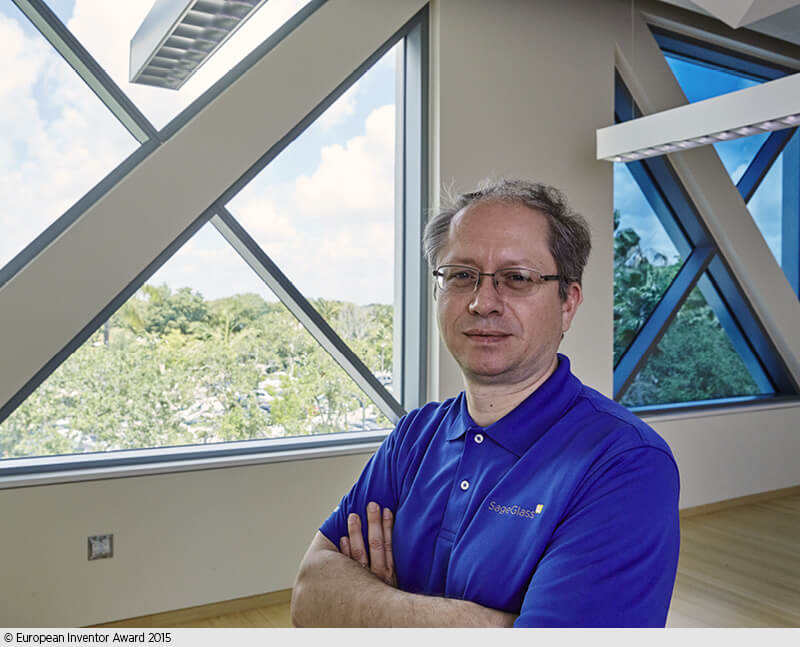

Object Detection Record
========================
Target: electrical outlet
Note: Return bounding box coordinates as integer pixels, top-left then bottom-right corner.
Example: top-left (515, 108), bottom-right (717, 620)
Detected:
top-left (88, 534), bottom-right (114, 560)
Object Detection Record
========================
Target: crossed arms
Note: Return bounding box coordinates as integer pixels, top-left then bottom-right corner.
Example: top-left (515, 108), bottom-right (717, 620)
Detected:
top-left (290, 501), bottom-right (517, 627)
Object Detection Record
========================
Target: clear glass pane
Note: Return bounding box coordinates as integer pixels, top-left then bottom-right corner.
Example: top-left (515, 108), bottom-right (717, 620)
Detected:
top-left (47, 0), bottom-right (313, 130)
top-left (227, 44), bottom-right (397, 389)
top-left (0, 3), bottom-right (139, 272)
top-left (620, 278), bottom-right (769, 407)
top-left (0, 222), bottom-right (392, 461)
top-left (613, 163), bottom-right (684, 364)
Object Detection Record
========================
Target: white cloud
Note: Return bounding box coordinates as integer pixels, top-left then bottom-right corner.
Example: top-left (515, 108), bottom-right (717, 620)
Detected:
top-left (317, 82), bottom-right (360, 131)
top-left (0, 10), bottom-right (136, 270)
top-left (0, 0), bottom-right (396, 309)
top-left (232, 104), bottom-right (397, 305)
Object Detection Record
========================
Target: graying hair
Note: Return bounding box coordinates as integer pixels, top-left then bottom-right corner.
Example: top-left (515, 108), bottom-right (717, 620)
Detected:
top-left (422, 179), bottom-right (591, 300)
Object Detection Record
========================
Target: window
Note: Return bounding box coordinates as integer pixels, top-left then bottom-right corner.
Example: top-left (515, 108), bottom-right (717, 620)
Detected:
top-left (0, 3), bottom-right (428, 472)
top-left (227, 44), bottom-right (399, 389)
top-left (0, 221), bottom-right (394, 461)
top-left (655, 28), bottom-right (800, 297)
top-left (613, 71), bottom-right (795, 410)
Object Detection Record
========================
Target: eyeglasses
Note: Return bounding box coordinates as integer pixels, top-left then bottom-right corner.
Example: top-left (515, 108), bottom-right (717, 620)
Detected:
top-left (432, 264), bottom-right (562, 297)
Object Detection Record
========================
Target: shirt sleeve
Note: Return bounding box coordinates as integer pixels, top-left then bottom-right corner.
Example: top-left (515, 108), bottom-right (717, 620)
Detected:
top-left (318, 424), bottom-right (402, 549)
top-left (514, 445), bottom-right (680, 628)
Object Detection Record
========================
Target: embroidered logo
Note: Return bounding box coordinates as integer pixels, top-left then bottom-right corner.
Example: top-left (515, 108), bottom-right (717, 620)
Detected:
top-left (488, 500), bottom-right (544, 519)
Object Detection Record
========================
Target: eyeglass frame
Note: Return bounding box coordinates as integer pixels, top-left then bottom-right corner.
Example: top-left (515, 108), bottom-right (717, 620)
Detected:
top-left (431, 264), bottom-right (565, 297)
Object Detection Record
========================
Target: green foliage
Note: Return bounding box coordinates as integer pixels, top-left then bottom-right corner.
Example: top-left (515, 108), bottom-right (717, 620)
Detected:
top-left (613, 210), bottom-right (761, 406)
top-left (1, 287), bottom-right (393, 460)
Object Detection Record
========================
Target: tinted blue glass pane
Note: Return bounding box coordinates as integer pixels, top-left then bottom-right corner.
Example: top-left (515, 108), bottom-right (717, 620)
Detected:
top-left (665, 54), bottom-right (767, 184)
top-left (665, 54), bottom-right (760, 102)
top-left (747, 137), bottom-right (789, 265)
top-left (613, 163), bottom-right (684, 364)
top-left (714, 134), bottom-right (769, 184)
top-left (620, 275), bottom-right (770, 407)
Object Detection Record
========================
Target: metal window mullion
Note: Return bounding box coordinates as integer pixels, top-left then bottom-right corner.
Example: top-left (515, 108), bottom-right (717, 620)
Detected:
top-left (211, 208), bottom-right (406, 424)
top-left (614, 246), bottom-right (715, 400)
top-left (398, 15), bottom-right (428, 412)
top-left (782, 132), bottom-right (800, 297)
top-left (393, 24), bottom-right (407, 407)
top-left (737, 128), bottom-right (797, 202)
top-left (650, 28), bottom-right (793, 81)
top-left (13, 0), bottom-right (158, 143)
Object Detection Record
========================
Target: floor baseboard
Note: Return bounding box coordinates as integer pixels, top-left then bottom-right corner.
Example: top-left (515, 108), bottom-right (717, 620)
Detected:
top-left (92, 589), bottom-right (292, 628)
top-left (680, 484), bottom-right (800, 519)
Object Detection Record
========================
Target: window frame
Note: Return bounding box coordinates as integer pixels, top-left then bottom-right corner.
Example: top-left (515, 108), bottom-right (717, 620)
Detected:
top-left (613, 70), bottom-right (798, 409)
top-left (0, 2), bottom-right (429, 481)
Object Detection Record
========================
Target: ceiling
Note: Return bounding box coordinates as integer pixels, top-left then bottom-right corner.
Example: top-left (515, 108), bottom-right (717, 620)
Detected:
top-left (658, 0), bottom-right (800, 46)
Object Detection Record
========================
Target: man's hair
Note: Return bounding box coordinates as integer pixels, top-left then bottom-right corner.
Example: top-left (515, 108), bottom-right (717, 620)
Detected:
top-left (422, 179), bottom-right (592, 300)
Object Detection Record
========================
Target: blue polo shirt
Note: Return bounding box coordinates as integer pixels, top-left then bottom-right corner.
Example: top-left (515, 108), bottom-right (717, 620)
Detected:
top-left (320, 355), bottom-right (680, 627)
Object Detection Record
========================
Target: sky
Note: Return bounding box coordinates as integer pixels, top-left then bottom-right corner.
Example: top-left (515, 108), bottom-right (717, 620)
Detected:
top-left (0, 2), bottom-right (789, 305)
top-left (0, 0), bottom-right (397, 305)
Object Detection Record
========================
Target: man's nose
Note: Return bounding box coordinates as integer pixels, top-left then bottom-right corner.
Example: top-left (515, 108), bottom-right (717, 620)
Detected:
top-left (468, 275), bottom-right (504, 316)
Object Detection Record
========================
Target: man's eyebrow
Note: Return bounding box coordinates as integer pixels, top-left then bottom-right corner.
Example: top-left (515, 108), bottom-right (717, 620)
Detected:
top-left (442, 257), bottom-right (544, 269)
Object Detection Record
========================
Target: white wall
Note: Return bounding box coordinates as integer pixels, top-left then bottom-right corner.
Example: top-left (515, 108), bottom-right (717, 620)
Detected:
top-left (0, 452), bottom-right (374, 626)
top-left (1, 0), bottom-right (799, 627)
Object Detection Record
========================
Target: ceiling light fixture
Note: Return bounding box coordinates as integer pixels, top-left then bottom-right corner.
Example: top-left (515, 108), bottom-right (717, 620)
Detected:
top-left (130, 0), bottom-right (268, 90)
top-left (597, 72), bottom-right (800, 162)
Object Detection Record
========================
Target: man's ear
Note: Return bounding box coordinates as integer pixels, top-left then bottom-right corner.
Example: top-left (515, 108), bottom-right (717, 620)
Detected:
top-left (561, 282), bottom-right (583, 333)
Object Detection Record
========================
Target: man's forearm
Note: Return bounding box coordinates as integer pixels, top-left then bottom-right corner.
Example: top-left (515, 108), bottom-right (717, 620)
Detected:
top-left (291, 533), bottom-right (516, 627)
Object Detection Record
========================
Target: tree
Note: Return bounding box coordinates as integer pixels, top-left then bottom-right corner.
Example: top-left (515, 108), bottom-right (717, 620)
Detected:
top-left (613, 210), bottom-right (760, 406)
top-left (0, 286), bottom-right (394, 460)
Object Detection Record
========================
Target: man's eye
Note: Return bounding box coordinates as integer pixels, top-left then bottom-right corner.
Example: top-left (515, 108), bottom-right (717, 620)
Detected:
top-left (502, 271), bottom-right (532, 283)
top-left (453, 270), bottom-right (475, 280)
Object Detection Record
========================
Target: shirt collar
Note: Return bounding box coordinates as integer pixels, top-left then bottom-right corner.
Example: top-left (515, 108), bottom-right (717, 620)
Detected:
top-left (446, 354), bottom-right (582, 457)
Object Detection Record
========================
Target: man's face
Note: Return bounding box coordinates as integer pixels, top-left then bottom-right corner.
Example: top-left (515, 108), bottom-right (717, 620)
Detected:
top-left (435, 199), bottom-right (583, 388)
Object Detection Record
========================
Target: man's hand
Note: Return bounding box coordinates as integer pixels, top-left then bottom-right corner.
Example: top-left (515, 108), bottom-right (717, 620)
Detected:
top-left (339, 501), bottom-right (397, 587)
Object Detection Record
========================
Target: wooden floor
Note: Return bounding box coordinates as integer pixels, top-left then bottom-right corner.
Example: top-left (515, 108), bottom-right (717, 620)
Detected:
top-left (102, 490), bottom-right (800, 628)
top-left (666, 492), bottom-right (800, 627)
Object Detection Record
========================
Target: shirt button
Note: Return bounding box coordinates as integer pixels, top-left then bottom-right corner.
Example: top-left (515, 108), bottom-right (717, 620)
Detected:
top-left (460, 480), bottom-right (470, 491)
top-left (474, 433), bottom-right (484, 444)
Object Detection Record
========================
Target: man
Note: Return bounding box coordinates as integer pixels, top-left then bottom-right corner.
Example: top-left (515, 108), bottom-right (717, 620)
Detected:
top-left (291, 179), bottom-right (680, 627)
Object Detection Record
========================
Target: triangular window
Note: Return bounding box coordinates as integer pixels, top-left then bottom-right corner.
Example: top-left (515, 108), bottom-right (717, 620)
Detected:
top-left (619, 278), bottom-right (772, 408)
top-left (0, 221), bottom-right (393, 461)
top-left (613, 73), bottom-right (796, 408)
